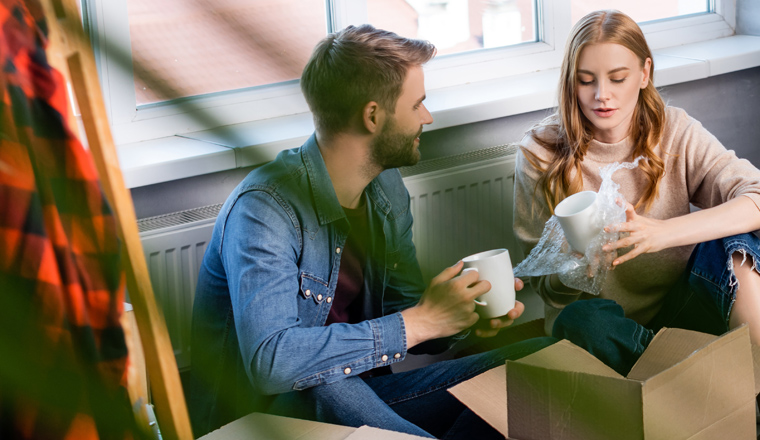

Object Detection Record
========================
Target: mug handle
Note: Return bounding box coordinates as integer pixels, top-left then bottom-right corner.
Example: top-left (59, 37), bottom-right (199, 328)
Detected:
top-left (463, 268), bottom-right (488, 306)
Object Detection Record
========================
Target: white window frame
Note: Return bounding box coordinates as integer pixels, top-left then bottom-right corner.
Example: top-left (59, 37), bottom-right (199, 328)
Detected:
top-left (84, 0), bottom-right (736, 147)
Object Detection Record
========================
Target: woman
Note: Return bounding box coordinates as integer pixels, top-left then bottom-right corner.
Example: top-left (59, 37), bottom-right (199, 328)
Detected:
top-left (513, 10), bottom-right (760, 375)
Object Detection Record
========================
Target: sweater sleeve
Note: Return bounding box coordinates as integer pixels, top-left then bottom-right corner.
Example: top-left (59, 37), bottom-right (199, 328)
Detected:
top-left (674, 108), bottom-right (760, 212)
top-left (513, 137), bottom-right (583, 309)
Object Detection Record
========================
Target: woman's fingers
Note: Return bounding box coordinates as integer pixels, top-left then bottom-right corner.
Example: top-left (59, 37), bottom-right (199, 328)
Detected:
top-left (603, 234), bottom-right (635, 251)
top-left (613, 244), bottom-right (645, 266)
top-left (624, 202), bottom-right (637, 220)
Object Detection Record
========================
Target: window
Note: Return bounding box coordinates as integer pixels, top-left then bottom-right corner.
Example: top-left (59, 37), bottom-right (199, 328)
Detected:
top-left (83, 0), bottom-right (735, 147)
top-left (571, 0), bottom-right (709, 24)
top-left (368, 0), bottom-right (538, 56)
top-left (122, 0), bottom-right (538, 106)
top-left (126, 0), bottom-right (328, 105)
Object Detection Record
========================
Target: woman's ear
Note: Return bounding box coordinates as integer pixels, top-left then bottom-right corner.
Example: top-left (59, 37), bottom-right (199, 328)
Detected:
top-left (641, 57), bottom-right (652, 89)
top-left (362, 101), bottom-right (384, 134)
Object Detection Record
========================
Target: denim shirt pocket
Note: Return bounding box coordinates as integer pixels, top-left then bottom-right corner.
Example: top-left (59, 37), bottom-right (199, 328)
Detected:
top-left (298, 272), bottom-right (330, 327)
top-left (299, 272), bottom-right (330, 302)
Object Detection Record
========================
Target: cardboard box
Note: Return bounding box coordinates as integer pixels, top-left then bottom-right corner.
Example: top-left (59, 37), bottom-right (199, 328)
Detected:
top-left (450, 325), bottom-right (760, 440)
top-left (198, 412), bottom-right (428, 440)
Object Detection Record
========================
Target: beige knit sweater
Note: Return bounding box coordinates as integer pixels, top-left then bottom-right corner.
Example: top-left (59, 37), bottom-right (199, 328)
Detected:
top-left (514, 107), bottom-right (760, 334)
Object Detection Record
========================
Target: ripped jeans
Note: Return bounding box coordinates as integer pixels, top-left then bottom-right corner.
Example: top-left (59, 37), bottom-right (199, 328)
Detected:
top-left (552, 232), bottom-right (760, 376)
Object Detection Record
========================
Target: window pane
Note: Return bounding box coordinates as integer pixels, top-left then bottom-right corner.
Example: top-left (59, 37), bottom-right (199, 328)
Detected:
top-left (571, 1), bottom-right (709, 25)
top-left (126, 0), bottom-right (327, 106)
top-left (367, 0), bottom-right (537, 57)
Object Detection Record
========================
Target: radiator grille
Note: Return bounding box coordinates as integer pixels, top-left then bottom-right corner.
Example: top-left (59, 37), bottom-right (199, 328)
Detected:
top-left (138, 203), bottom-right (222, 234)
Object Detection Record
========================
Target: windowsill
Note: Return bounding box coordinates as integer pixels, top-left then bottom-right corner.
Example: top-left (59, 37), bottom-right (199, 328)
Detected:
top-left (118, 34), bottom-right (760, 189)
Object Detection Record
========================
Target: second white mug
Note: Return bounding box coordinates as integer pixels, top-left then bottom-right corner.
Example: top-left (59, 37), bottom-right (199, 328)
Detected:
top-left (555, 191), bottom-right (602, 254)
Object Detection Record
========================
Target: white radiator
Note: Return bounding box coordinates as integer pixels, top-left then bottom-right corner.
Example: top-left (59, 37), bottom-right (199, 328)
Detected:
top-left (138, 206), bottom-right (220, 370)
top-left (137, 145), bottom-right (539, 370)
top-left (401, 145), bottom-right (522, 283)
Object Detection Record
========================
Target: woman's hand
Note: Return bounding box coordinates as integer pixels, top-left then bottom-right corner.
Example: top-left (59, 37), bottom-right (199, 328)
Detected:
top-left (603, 200), bottom-right (670, 266)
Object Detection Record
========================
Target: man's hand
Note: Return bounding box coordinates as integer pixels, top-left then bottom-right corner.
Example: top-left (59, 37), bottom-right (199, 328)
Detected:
top-left (474, 278), bottom-right (526, 338)
top-left (401, 260), bottom-right (490, 349)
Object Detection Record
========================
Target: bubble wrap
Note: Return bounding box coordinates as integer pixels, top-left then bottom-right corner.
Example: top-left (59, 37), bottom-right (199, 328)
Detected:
top-left (513, 156), bottom-right (645, 295)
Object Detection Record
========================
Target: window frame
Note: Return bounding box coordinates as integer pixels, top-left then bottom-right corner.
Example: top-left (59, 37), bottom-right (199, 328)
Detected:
top-left (84, 0), bottom-right (736, 146)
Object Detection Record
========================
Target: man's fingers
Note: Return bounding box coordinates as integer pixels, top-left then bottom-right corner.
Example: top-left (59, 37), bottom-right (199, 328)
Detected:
top-left (489, 302), bottom-right (525, 326)
top-left (475, 304), bottom-right (524, 337)
top-left (458, 267), bottom-right (481, 285)
top-left (465, 279), bottom-right (491, 300)
top-left (475, 328), bottom-right (499, 338)
top-left (431, 260), bottom-right (464, 285)
top-left (508, 300), bottom-right (525, 319)
top-left (491, 316), bottom-right (514, 329)
top-left (514, 277), bottom-right (524, 291)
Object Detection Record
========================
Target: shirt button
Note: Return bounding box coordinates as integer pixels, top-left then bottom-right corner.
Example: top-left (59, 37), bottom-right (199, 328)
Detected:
top-left (326, 297), bottom-right (332, 303)
top-left (317, 294), bottom-right (323, 301)
top-left (381, 355), bottom-right (388, 362)
top-left (304, 290), bottom-right (311, 297)
top-left (393, 353), bottom-right (401, 359)
top-left (336, 247), bottom-right (341, 254)
top-left (344, 367), bottom-right (351, 375)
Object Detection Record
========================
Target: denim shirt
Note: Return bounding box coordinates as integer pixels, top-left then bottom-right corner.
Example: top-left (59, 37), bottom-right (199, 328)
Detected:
top-left (189, 134), bottom-right (428, 434)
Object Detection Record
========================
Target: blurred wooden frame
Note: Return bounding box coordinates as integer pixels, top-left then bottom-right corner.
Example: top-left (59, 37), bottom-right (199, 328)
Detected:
top-left (39, 0), bottom-right (194, 439)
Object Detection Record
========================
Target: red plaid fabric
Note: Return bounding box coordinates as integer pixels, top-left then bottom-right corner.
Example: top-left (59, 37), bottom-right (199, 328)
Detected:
top-left (0, 1), bottom-right (140, 438)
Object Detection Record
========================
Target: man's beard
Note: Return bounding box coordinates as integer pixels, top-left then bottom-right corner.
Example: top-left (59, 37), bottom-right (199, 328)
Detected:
top-left (370, 116), bottom-right (423, 170)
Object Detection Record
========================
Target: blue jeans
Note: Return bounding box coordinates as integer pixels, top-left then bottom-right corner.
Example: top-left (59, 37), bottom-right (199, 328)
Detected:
top-left (553, 233), bottom-right (760, 376)
top-left (267, 337), bottom-right (557, 439)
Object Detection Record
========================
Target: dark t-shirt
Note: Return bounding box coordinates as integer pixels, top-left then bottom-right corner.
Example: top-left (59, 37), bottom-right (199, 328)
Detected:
top-left (327, 199), bottom-right (392, 378)
top-left (326, 200), bottom-right (370, 325)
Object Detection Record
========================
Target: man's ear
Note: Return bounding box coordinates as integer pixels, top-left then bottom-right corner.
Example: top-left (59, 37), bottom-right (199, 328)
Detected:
top-left (362, 101), bottom-right (384, 134)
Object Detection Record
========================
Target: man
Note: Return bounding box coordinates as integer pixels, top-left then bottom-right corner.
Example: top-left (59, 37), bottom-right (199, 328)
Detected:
top-left (189, 24), bottom-right (554, 438)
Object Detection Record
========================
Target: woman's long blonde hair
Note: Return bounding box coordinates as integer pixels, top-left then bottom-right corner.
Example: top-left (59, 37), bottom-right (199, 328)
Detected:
top-left (523, 10), bottom-right (666, 213)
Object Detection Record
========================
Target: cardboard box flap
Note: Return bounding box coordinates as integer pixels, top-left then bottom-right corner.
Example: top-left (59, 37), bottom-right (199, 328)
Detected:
top-left (507, 362), bottom-right (644, 440)
top-left (515, 339), bottom-right (622, 378)
top-left (753, 343), bottom-right (760, 395)
top-left (448, 340), bottom-right (623, 439)
top-left (448, 365), bottom-right (508, 437)
top-left (344, 426), bottom-right (429, 439)
top-left (641, 325), bottom-right (755, 439)
top-left (199, 413), bottom-right (356, 440)
top-left (627, 327), bottom-right (718, 381)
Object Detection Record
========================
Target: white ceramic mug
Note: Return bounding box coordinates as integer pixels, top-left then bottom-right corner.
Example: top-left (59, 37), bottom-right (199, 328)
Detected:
top-left (555, 191), bottom-right (601, 254)
top-left (461, 249), bottom-right (516, 319)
